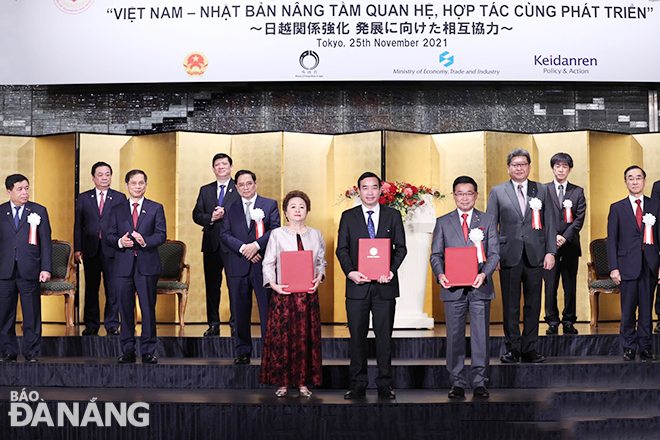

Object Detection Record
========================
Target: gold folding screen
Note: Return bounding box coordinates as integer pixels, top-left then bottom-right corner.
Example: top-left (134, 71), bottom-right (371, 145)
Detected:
top-left (2, 130), bottom-right (660, 326)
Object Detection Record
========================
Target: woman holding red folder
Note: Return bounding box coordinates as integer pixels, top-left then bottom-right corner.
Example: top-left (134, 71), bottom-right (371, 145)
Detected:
top-left (260, 190), bottom-right (326, 397)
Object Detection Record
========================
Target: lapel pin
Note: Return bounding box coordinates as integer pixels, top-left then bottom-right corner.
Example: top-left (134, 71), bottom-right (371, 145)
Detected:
top-left (91, 195), bottom-right (95, 198)
top-left (142, 210), bottom-right (146, 214)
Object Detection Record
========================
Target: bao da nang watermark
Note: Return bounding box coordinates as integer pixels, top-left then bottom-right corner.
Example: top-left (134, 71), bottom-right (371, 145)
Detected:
top-left (8, 388), bottom-right (149, 427)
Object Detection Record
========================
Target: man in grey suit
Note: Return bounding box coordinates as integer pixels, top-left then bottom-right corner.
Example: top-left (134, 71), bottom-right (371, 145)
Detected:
top-left (431, 176), bottom-right (500, 398)
top-left (487, 148), bottom-right (556, 364)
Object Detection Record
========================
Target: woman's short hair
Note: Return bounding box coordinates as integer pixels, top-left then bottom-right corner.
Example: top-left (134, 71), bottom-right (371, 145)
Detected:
top-left (283, 190), bottom-right (311, 213)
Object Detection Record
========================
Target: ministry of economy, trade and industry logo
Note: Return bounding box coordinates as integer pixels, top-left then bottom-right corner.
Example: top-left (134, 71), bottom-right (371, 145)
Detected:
top-left (439, 51), bottom-right (454, 67)
top-left (53, 0), bottom-right (94, 14)
top-left (183, 52), bottom-right (209, 77)
top-left (8, 389), bottom-right (149, 428)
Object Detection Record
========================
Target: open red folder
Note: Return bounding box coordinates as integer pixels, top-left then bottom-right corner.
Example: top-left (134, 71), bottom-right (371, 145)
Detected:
top-left (280, 250), bottom-right (314, 293)
top-left (445, 247), bottom-right (478, 287)
top-left (358, 238), bottom-right (391, 280)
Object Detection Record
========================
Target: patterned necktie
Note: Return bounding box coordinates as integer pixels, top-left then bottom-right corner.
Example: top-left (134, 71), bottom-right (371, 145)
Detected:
top-left (462, 213), bottom-right (469, 243)
top-left (99, 191), bottom-right (105, 215)
top-left (557, 184), bottom-right (564, 206)
top-left (636, 199), bottom-right (643, 231)
top-left (296, 233), bottom-right (304, 251)
top-left (367, 210), bottom-right (376, 239)
top-left (13, 206), bottom-right (19, 229)
top-left (218, 184), bottom-right (225, 206)
top-left (245, 201), bottom-right (252, 228)
top-left (517, 184), bottom-right (527, 216)
top-left (132, 202), bottom-right (139, 229)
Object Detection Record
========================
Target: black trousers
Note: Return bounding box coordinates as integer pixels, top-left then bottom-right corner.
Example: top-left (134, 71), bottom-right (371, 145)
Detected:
top-left (203, 249), bottom-right (234, 328)
top-left (228, 267), bottom-right (270, 357)
top-left (620, 257), bottom-right (654, 351)
top-left (0, 262), bottom-right (41, 357)
top-left (82, 243), bottom-right (119, 330)
top-left (543, 242), bottom-right (579, 325)
top-left (500, 250), bottom-right (543, 354)
top-left (116, 263), bottom-right (159, 356)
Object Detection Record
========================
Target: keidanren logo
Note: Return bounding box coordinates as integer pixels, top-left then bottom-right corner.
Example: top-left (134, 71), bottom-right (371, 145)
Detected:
top-left (534, 54), bottom-right (597, 66)
top-left (8, 389), bottom-right (149, 427)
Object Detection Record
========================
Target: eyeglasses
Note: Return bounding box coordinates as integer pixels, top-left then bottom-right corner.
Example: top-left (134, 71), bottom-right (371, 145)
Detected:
top-left (454, 192), bottom-right (476, 198)
top-left (237, 181), bottom-right (255, 188)
top-left (509, 162), bottom-right (529, 169)
top-left (626, 176), bottom-right (644, 182)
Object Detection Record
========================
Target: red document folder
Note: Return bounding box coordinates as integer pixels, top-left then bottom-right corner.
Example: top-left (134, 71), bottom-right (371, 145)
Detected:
top-left (280, 250), bottom-right (314, 293)
top-left (358, 238), bottom-right (391, 280)
top-left (445, 247), bottom-right (478, 287)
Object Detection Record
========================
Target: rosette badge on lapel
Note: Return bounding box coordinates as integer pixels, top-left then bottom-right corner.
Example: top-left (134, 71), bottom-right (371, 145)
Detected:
top-left (468, 228), bottom-right (486, 263)
top-left (529, 197), bottom-right (543, 230)
top-left (27, 212), bottom-right (41, 245)
top-left (562, 199), bottom-right (573, 223)
top-left (251, 207), bottom-right (265, 239)
top-left (642, 213), bottom-right (656, 245)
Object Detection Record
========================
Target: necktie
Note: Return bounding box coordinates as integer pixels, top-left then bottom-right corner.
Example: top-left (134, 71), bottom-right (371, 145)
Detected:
top-left (557, 184), bottom-right (564, 206)
top-left (218, 184), bottom-right (225, 206)
top-left (367, 210), bottom-right (376, 239)
top-left (517, 184), bottom-right (527, 216)
top-left (296, 233), bottom-right (304, 251)
top-left (462, 213), bottom-right (469, 243)
top-left (132, 202), bottom-right (139, 229)
top-left (636, 199), bottom-right (643, 231)
top-left (245, 201), bottom-right (252, 228)
top-left (99, 191), bottom-right (105, 215)
top-left (13, 206), bottom-right (19, 229)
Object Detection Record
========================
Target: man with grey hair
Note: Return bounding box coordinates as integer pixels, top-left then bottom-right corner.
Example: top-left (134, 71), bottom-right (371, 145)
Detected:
top-left (487, 148), bottom-right (556, 364)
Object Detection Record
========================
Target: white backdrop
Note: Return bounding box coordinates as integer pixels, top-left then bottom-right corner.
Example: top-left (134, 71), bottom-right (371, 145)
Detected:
top-left (1, 0), bottom-right (658, 84)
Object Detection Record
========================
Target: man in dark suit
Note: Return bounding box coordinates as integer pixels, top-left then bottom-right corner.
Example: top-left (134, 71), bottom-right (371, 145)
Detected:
top-left (192, 153), bottom-right (240, 337)
top-left (336, 172), bottom-right (407, 399)
top-left (649, 179), bottom-right (660, 333)
top-left (0, 174), bottom-right (51, 363)
top-left (608, 165), bottom-right (660, 361)
top-left (543, 153), bottom-right (586, 336)
top-left (106, 170), bottom-right (167, 364)
top-left (487, 148), bottom-right (556, 364)
top-left (220, 170), bottom-right (280, 365)
top-left (430, 176), bottom-right (499, 399)
top-left (74, 162), bottom-right (127, 336)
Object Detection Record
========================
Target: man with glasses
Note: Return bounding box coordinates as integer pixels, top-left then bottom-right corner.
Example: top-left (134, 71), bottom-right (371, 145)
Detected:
top-left (487, 148), bottom-right (556, 364)
top-left (607, 166), bottom-right (660, 361)
top-left (430, 176), bottom-right (499, 398)
top-left (220, 170), bottom-right (280, 365)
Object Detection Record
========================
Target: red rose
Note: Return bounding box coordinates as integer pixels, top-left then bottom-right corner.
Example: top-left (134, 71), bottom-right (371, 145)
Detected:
top-left (379, 196), bottom-right (387, 204)
top-left (420, 200), bottom-right (425, 205)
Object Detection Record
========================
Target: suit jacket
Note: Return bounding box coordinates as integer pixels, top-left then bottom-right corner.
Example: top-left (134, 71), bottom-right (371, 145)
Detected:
top-left (192, 180), bottom-right (240, 253)
top-left (219, 195), bottom-right (280, 277)
top-left (651, 180), bottom-right (660, 203)
top-left (336, 205), bottom-right (407, 300)
top-left (105, 199), bottom-right (167, 277)
top-left (486, 180), bottom-right (557, 267)
top-left (430, 209), bottom-right (500, 301)
top-left (0, 201), bottom-right (52, 280)
top-left (74, 188), bottom-right (127, 258)
top-left (544, 182), bottom-right (586, 255)
top-left (607, 196), bottom-right (660, 280)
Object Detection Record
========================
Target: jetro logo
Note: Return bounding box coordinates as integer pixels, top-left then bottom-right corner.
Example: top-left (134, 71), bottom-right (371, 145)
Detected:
top-left (439, 51), bottom-right (454, 67)
top-left (299, 51), bottom-right (320, 70)
top-left (183, 52), bottom-right (209, 77)
top-left (53, 0), bottom-right (94, 14)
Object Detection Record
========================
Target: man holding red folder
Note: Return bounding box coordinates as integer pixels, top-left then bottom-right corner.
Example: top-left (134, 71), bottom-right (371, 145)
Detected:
top-left (430, 176), bottom-right (500, 398)
top-left (336, 172), bottom-right (407, 399)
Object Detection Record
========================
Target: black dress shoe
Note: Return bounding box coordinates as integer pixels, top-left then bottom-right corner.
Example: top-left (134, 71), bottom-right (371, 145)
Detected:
top-left (640, 349), bottom-right (657, 361)
top-left (521, 350), bottom-right (546, 363)
top-left (24, 355), bottom-right (38, 363)
top-left (655, 323), bottom-right (660, 334)
top-left (118, 352), bottom-right (136, 364)
top-left (473, 386), bottom-right (490, 398)
top-left (204, 325), bottom-right (220, 337)
top-left (234, 355), bottom-right (250, 365)
top-left (1, 354), bottom-right (17, 363)
top-left (562, 323), bottom-right (578, 335)
top-left (500, 350), bottom-right (520, 363)
top-left (545, 324), bottom-right (559, 335)
top-left (142, 354), bottom-right (158, 364)
top-left (106, 328), bottom-right (120, 336)
top-left (377, 386), bottom-right (396, 399)
top-left (82, 327), bottom-right (99, 336)
top-left (448, 386), bottom-right (465, 398)
top-left (344, 387), bottom-right (366, 400)
top-left (623, 348), bottom-right (636, 361)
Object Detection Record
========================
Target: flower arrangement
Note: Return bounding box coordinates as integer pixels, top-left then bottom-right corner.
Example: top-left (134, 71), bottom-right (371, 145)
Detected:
top-left (342, 181), bottom-right (444, 221)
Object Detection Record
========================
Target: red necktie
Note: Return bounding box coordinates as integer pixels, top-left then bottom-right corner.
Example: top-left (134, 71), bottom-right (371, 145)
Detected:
top-left (132, 202), bottom-right (139, 229)
top-left (636, 199), bottom-right (643, 231)
top-left (99, 191), bottom-right (105, 215)
top-left (462, 213), bottom-right (469, 243)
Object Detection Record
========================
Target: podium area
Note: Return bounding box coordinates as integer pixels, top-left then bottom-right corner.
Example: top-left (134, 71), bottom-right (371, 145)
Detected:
top-left (2, 323), bottom-right (659, 439)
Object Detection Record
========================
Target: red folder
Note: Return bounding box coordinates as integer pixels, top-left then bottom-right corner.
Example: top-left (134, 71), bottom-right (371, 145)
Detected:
top-left (358, 238), bottom-right (391, 280)
top-left (280, 250), bottom-right (314, 293)
top-left (445, 247), bottom-right (478, 287)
